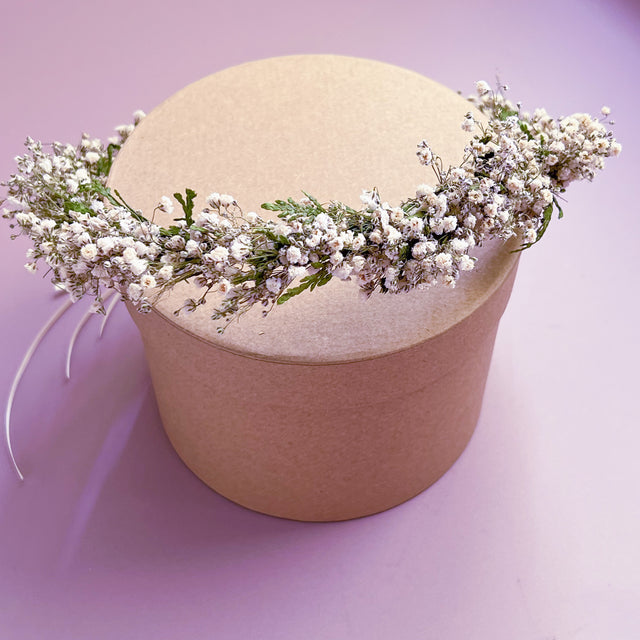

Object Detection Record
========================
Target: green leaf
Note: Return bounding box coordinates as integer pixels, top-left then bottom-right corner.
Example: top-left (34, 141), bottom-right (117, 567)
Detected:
top-left (159, 226), bottom-right (182, 237)
top-left (277, 269), bottom-right (333, 303)
top-left (64, 200), bottom-right (93, 214)
top-left (498, 106), bottom-right (518, 121)
top-left (301, 191), bottom-right (324, 210)
top-left (554, 196), bottom-right (564, 219)
top-left (173, 188), bottom-right (197, 226)
top-left (277, 278), bottom-right (314, 304)
top-left (173, 192), bottom-right (186, 208)
top-left (513, 203), bottom-right (554, 252)
top-left (519, 121), bottom-right (533, 140)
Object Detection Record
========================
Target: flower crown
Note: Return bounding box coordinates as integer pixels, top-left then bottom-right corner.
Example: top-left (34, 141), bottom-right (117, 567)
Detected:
top-left (2, 81), bottom-right (620, 332)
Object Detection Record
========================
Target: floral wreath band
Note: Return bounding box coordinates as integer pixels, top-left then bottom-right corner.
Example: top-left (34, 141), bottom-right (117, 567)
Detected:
top-left (2, 82), bottom-right (620, 332)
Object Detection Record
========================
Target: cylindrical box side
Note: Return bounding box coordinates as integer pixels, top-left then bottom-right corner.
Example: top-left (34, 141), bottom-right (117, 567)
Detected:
top-left (127, 257), bottom-right (519, 521)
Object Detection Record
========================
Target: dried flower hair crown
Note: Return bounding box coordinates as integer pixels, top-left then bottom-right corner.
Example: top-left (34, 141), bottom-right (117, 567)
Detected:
top-left (2, 82), bottom-right (620, 331)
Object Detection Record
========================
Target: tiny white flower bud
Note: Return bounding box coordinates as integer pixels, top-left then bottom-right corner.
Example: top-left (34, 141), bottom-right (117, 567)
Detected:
top-left (158, 196), bottom-right (174, 214)
top-left (286, 245), bottom-right (302, 264)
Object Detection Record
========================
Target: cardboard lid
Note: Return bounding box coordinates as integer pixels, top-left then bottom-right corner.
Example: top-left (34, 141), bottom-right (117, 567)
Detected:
top-left (109, 54), bottom-right (517, 364)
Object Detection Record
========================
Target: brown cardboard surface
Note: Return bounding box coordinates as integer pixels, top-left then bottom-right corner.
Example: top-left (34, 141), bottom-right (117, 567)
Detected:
top-left (111, 55), bottom-right (519, 520)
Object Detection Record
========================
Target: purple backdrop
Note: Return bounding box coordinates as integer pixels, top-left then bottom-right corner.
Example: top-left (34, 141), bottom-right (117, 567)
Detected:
top-left (1, 0), bottom-right (638, 638)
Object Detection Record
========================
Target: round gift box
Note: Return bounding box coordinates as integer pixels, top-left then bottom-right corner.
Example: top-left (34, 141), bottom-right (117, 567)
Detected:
top-left (109, 55), bottom-right (519, 521)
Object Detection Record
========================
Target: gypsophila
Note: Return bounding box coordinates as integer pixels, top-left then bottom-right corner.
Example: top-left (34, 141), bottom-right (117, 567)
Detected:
top-left (2, 83), bottom-right (620, 330)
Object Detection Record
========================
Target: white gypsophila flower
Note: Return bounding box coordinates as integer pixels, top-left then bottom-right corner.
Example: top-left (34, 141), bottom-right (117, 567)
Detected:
top-left (265, 277), bottom-right (281, 294)
top-left (541, 189), bottom-right (553, 204)
top-left (158, 196), bottom-right (174, 214)
top-left (218, 194), bottom-right (237, 209)
top-left (351, 255), bottom-right (366, 273)
top-left (85, 151), bottom-right (101, 164)
top-left (442, 216), bottom-right (458, 233)
top-left (130, 258), bottom-right (148, 276)
top-left (415, 184), bottom-right (434, 200)
top-left (133, 109), bottom-right (146, 124)
top-left (288, 265), bottom-right (307, 279)
top-left (134, 240), bottom-right (149, 257)
top-left (245, 211), bottom-right (258, 224)
top-left (157, 265), bottom-right (174, 281)
top-left (116, 124), bottom-right (135, 138)
top-left (476, 80), bottom-right (491, 95)
top-left (329, 251), bottom-right (343, 266)
top-left (449, 238), bottom-right (468, 253)
top-left (359, 190), bottom-right (379, 211)
top-left (458, 255), bottom-right (475, 271)
top-left (369, 230), bottom-right (383, 244)
top-left (127, 282), bottom-right (143, 301)
top-left (217, 279), bottom-right (236, 297)
top-left (209, 246), bottom-right (229, 263)
top-left (461, 114), bottom-right (475, 132)
top-left (498, 209), bottom-right (510, 224)
top-left (389, 207), bottom-right (404, 223)
top-left (417, 140), bottom-right (434, 166)
top-left (406, 217), bottom-right (423, 235)
top-left (352, 233), bottom-right (366, 251)
top-left (430, 218), bottom-right (445, 235)
top-left (339, 230), bottom-right (354, 246)
top-left (38, 158), bottom-right (53, 174)
top-left (273, 222), bottom-right (291, 237)
top-left (207, 192), bottom-right (221, 208)
top-left (384, 267), bottom-right (398, 289)
top-left (140, 274), bottom-right (157, 289)
top-left (435, 252), bottom-right (453, 270)
top-left (506, 176), bottom-right (524, 193)
top-left (185, 239), bottom-right (201, 256)
top-left (286, 245), bottom-right (303, 264)
top-left (80, 243), bottom-right (98, 261)
top-left (412, 241), bottom-right (428, 259)
top-left (231, 238), bottom-right (250, 261)
top-left (122, 247), bottom-right (137, 263)
top-left (313, 213), bottom-right (332, 231)
top-left (332, 264), bottom-right (353, 280)
top-left (305, 230), bottom-right (322, 248)
top-left (384, 225), bottom-right (402, 243)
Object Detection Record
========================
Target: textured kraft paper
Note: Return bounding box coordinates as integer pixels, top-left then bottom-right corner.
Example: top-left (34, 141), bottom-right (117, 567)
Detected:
top-left (110, 55), bottom-right (520, 521)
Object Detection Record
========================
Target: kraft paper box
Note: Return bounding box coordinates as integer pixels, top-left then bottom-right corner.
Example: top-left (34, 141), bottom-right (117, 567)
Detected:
top-left (110, 55), bottom-right (519, 521)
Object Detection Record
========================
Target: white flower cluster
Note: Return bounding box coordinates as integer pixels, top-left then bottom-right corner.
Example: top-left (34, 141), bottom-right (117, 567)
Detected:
top-left (2, 84), bottom-right (620, 329)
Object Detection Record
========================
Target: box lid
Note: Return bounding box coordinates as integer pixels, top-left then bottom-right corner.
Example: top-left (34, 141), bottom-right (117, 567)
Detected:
top-left (109, 54), bottom-right (517, 364)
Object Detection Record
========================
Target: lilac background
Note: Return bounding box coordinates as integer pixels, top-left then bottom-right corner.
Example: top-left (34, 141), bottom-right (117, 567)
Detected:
top-left (1, 0), bottom-right (639, 638)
